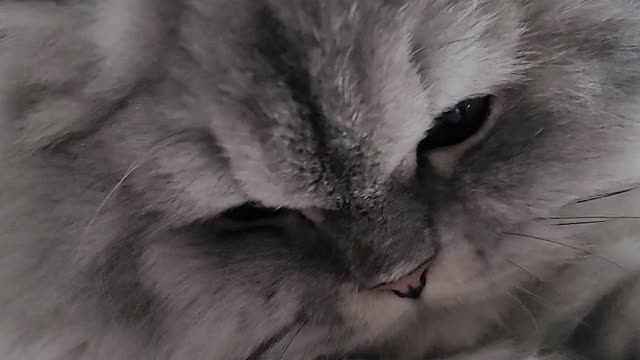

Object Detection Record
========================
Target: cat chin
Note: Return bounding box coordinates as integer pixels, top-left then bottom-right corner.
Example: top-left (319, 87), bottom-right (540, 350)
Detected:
top-left (338, 289), bottom-right (513, 357)
top-left (407, 280), bottom-right (516, 354)
top-left (338, 286), bottom-right (416, 345)
top-left (410, 297), bottom-right (512, 355)
top-left (337, 276), bottom-right (516, 356)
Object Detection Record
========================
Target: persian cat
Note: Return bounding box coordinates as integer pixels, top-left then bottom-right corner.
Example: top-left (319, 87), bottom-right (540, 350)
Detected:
top-left (0, 0), bottom-right (639, 359)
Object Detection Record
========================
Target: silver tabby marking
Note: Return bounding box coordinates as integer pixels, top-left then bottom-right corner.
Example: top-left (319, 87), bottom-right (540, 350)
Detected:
top-left (0, 0), bottom-right (639, 359)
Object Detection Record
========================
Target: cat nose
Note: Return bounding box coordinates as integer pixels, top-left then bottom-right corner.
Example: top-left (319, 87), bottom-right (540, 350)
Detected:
top-left (373, 260), bottom-right (432, 299)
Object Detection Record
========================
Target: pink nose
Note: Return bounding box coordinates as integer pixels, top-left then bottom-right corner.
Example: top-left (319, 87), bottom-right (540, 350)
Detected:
top-left (374, 261), bottom-right (432, 298)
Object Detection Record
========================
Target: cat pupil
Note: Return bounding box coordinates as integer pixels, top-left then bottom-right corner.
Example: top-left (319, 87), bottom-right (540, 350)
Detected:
top-left (418, 95), bottom-right (493, 152)
top-left (443, 107), bottom-right (464, 125)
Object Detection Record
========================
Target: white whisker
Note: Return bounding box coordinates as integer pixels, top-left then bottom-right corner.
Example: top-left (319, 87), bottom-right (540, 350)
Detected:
top-left (83, 161), bottom-right (142, 238)
top-left (508, 291), bottom-right (540, 342)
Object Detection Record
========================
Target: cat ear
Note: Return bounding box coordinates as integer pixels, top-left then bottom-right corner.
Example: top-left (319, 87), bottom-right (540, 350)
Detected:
top-left (0, 0), bottom-right (173, 150)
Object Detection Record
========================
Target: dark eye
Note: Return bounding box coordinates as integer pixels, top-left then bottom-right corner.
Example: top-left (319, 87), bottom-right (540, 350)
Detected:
top-left (418, 95), bottom-right (493, 152)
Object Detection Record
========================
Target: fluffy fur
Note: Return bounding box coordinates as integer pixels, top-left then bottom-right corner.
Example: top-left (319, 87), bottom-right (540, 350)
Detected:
top-left (1, 0), bottom-right (640, 359)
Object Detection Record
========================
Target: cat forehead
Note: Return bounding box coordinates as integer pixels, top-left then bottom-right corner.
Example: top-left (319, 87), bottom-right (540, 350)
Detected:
top-left (202, 1), bottom-right (531, 205)
top-left (265, 1), bottom-right (528, 173)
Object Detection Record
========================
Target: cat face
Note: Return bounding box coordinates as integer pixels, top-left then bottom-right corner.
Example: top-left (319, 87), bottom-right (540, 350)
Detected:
top-left (185, 0), bottom-right (640, 301)
top-left (121, 0), bottom-right (640, 353)
top-left (99, 0), bottom-right (640, 352)
top-left (3, 0), bottom-right (640, 358)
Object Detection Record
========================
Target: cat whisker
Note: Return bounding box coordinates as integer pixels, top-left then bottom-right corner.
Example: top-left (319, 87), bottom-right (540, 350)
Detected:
top-left (508, 266), bottom-right (598, 334)
top-left (504, 259), bottom-right (545, 283)
top-left (560, 255), bottom-right (592, 262)
top-left (83, 160), bottom-right (142, 238)
top-left (551, 220), bottom-right (610, 226)
top-left (83, 131), bottom-right (200, 239)
top-left (572, 187), bottom-right (637, 204)
top-left (503, 232), bottom-right (627, 271)
top-left (514, 286), bottom-right (557, 309)
top-left (538, 216), bottom-right (640, 220)
top-left (516, 284), bottom-right (598, 333)
top-left (507, 291), bottom-right (540, 342)
top-left (278, 319), bottom-right (309, 360)
top-left (567, 244), bottom-right (599, 249)
top-left (83, 133), bottom-right (209, 322)
top-left (504, 260), bottom-right (563, 298)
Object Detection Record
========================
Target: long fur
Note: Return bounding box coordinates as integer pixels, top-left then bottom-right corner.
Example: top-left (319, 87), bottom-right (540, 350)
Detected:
top-left (1, 1), bottom-right (640, 359)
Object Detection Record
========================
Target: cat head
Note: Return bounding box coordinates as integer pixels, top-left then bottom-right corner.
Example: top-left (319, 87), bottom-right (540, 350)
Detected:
top-left (4, 0), bottom-right (640, 357)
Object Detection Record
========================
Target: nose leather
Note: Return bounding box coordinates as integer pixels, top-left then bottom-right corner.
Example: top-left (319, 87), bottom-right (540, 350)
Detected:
top-left (375, 261), bottom-right (431, 298)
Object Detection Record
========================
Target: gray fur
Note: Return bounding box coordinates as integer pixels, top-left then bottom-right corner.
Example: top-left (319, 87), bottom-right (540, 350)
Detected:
top-left (1, 0), bottom-right (640, 359)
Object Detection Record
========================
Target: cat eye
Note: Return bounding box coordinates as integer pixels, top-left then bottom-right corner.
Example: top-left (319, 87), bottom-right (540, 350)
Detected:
top-left (418, 95), bottom-right (493, 152)
top-left (220, 202), bottom-right (282, 222)
top-left (214, 202), bottom-right (286, 231)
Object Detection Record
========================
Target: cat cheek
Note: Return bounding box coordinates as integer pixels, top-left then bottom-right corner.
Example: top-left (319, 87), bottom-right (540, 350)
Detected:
top-left (420, 241), bottom-right (489, 302)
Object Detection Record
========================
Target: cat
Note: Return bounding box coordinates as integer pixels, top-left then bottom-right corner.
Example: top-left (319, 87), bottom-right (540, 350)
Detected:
top-left (1, 0), bottom-right (640, 359)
